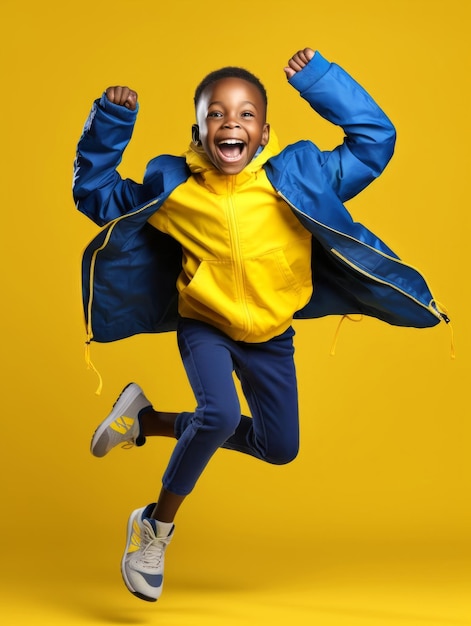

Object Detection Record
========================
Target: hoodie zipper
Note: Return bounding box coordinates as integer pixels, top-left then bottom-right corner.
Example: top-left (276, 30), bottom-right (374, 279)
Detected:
top-left (226, 176), bottom-right (253, 337)
top-left (277, 191), bottom-right (446, 323)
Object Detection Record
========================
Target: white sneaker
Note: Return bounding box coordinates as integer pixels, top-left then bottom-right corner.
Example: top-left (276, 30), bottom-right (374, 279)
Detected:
top-left (121, 504), bottom-right (174, 602)
top-left (90, 383), bottom-right (152, 457)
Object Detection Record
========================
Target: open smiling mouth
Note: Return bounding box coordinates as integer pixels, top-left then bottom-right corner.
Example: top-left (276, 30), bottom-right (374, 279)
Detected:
top-left (217, 139), bottom-right (246, 162)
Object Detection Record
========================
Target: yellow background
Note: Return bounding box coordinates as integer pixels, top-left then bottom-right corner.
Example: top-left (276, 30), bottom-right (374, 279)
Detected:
top-left (1, 1), bottom-right (470, 624)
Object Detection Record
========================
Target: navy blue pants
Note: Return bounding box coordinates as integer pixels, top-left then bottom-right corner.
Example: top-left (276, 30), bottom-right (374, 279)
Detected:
top-left (162, 317), bottom-right (300, 496)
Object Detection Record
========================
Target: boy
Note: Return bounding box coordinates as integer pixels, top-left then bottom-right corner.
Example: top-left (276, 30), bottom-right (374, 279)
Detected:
top-left (73, 48), bottom-right (444, 602)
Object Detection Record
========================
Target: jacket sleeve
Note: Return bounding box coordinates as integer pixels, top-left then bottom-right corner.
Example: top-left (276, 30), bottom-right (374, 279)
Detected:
top-left (72, 94), bottom-right (150, 226)
top-left (289, 52), bottom-right (396, 202)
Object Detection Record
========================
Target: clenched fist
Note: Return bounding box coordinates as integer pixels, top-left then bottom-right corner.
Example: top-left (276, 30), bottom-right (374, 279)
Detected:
top-left (105, 86), bottom-right (138, 111)
top-left (284, 48), bottom-right (315, 79)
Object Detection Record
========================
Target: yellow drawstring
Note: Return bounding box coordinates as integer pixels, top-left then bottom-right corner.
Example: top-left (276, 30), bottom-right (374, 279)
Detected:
top-left (433, 300), bottom-right (455, 359)
top-left (330, 303), bottom-right (455, 360)
top-left (84, 335), bottom-right (103, 395)
top-left (330, 314), bottom-right (364, 356)
top-left (82, 202), bottom-right (159, 397)
top-left (448, 323), bottom-right (456, 360)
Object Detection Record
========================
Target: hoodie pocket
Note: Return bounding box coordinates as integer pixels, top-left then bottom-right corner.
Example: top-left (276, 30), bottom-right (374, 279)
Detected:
top-left (245, 248), bottom-right (312, 315)
top-left (178, 259), bottom-right (240, 326)
top-left (178, 240), bottom-right (312, 333)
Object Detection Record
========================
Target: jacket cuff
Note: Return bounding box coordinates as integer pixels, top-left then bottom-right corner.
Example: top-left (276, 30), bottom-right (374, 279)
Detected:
top-left (289, 51), bottom-right (331, 92)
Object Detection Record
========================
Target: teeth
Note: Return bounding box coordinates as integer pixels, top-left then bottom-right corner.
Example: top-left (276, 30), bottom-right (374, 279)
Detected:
top-left (219, 139), bottom-right (244, 145)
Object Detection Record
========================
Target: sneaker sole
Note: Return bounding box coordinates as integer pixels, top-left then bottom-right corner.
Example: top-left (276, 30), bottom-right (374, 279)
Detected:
top-left (90, 383), bottom-right (144, 457)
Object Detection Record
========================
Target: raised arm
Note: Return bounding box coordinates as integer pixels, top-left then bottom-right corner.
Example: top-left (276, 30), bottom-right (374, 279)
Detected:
top-left (285, 49), bottom-right (396, 202)
top-left (72, 87), bottom-right (148, 226)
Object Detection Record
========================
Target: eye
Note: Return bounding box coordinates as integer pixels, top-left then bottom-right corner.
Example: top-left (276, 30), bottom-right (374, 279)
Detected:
top-left (241, 111), bottom-right (255, 118)
top-left (207, 111), bottom-right (223, 118)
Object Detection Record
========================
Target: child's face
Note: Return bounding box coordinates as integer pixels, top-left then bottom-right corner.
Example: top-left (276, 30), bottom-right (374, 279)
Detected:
top-left (195, 77), bottom-right (270, 175)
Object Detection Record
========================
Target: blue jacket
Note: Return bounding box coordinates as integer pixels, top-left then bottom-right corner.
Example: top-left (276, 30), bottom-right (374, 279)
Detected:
top-left (73, 52), bottom-right (446, 344)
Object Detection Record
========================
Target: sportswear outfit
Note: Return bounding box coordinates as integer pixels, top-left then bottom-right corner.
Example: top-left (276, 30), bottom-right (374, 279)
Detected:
top-left (74, 51), bottom-right (447, 599)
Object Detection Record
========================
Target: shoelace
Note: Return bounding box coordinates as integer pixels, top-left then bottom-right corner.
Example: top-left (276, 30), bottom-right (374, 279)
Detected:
top-left (139, 523), bottom-right (171, 568)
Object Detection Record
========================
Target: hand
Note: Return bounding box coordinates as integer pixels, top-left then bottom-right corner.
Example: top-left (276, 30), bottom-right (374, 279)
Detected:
top-left (284, 48), bottom-right (315, 79)
top-left (105, 86), bottom-right (138, 110)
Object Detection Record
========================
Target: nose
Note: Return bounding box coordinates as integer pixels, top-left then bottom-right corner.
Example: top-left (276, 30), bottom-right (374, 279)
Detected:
top-left (223, 117), bottom-right (240, 129)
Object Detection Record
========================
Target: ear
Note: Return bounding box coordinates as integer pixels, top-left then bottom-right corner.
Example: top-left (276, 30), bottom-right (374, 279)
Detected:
top-left (192, 124), bottom-right (200, 145)
top-left (260, 123), bottom-right (270, 147)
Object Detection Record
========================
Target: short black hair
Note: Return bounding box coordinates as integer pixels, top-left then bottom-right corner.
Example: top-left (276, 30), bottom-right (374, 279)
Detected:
top-left (194, 66), bottom-right (268, 108)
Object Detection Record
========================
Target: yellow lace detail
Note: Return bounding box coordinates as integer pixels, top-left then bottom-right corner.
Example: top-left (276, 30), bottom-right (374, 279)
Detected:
top-left (330, 303), bottom-right (455, 360)
top-left (84, 335), bottom-right (103, 395)
top-left (330, 314), bottom-right (364, 356)
top-left (433, 300), bottom-right (455, 359)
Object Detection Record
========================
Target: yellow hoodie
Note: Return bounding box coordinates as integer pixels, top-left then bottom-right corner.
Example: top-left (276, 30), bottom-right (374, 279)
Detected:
top-left (148, 132), bottom-right (312, 342)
